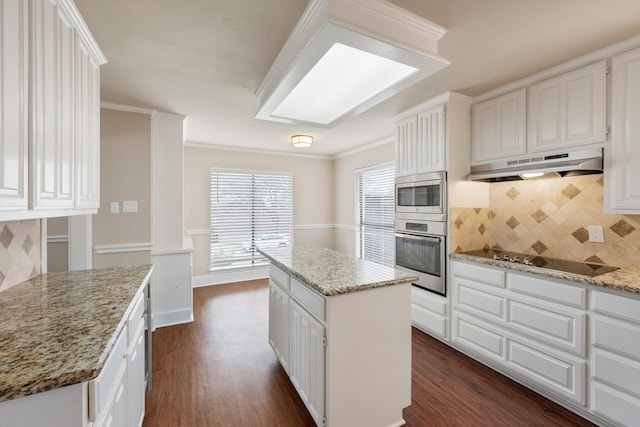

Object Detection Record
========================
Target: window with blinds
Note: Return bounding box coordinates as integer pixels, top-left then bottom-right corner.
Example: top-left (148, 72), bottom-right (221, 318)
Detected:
top-left (357, 163), bottom-right (395, 267)
top-left (210, 169), bottom-right (292, 269)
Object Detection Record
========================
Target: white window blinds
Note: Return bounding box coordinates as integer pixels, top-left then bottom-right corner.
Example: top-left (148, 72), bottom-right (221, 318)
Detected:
top-left (210, 170), bottom-right (292, 269)
top-left (357, 163), bottom-right (395, 267)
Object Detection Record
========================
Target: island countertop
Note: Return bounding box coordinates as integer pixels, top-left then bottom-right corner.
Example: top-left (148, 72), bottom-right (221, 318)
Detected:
top-left (0, 265), bottom-right (152, 403)
top-left (259, 245), bottom-right (418, 296)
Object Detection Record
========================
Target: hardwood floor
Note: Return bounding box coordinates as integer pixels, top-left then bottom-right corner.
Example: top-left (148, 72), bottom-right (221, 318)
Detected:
top-left (143, 280), bottom-right (594, 427)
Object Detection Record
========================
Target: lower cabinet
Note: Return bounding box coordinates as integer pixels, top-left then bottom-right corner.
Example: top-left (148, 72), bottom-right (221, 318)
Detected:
top-left (269, 279), bottom-right (290, 373)
top-left (411, 285), bottom-right (448, 340)
top-left (451, 259), bottom-right (640, 427)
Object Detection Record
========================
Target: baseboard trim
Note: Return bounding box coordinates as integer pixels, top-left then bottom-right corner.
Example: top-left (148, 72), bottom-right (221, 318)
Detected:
top-left (194, 265), bottom-right (269, 288)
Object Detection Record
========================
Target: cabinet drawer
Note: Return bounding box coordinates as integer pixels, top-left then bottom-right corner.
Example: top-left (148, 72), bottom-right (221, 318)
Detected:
top-left (88, 325), bottom-right (128, 421)
top-left (270, 264), bottom-right (289, 290)
top-left (411, 286), bottom-right (446, 316)
top-left (290, 278), bottom-right (325, 321)
top-left (591, 382), bottom-right (640, 427)
top-left (592, 291), bottom-right (640, 324)
top-left (592, 315), bottom-right (640, 360)
top-left (508, 273), bottom-right (586, 308)
top-left (454, 315), bottom-right (505, 359)
top-left (412, 304), bottom-right (447, 339)
top-left (128, 293), bottom-right (145, 344)
top-left (592, 349), bottom-right (640, 398)
top-left (507, 340), bottom-right (585, 405)
top-left (456, 280), bottom-right (505, 321)
top-left (453, 262), bottom-right (505, 288)
top-left (508, 299), bottom-right (585, 356)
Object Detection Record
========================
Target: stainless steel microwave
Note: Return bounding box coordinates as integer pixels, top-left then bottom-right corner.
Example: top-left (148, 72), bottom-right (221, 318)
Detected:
top-left (395, 172), bottom-right (446, 221)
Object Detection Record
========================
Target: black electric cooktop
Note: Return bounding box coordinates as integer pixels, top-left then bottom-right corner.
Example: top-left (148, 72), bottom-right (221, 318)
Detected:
top-left (462, 249), bottom-right (619, 277)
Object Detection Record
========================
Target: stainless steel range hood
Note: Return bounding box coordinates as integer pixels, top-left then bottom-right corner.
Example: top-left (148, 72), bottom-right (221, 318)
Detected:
top-left (468, 148), bottom-right (603, 182)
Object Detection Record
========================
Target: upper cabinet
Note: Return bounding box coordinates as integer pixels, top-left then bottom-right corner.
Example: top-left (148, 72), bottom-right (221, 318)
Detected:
top-left (396, 103), bottom-right (446, 176)
top-left (471, 88), bottom-right (526, 163)
top-left (528, 61), bottom-right (606, 153)
top-left (0, 0), bottom-right (105, 219)
top-left (606, 46), bottom-right (640, 214)
top-left (0, 0), bottom-right (29, 210)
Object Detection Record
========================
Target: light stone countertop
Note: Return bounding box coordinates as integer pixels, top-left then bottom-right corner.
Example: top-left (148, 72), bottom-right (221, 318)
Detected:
top-left (0, 265), bottom-right (152, 403)
top-left (450, 252), bottom-right (640, 295)
top-left (259, 245), bottom-right (418, 296)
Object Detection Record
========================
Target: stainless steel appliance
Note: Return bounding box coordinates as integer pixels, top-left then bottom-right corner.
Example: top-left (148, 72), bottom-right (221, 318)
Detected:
top-left (395, 172), bottom-right (446, 221)
top-left (395, 219), bottom-right (446, 295)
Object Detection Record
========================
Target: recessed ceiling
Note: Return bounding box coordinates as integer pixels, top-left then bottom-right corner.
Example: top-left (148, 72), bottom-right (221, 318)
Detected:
top-left (74, 0), bottom-right (640, 157)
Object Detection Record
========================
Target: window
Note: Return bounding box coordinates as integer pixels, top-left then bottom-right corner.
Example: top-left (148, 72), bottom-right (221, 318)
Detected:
top-left (210, 169), bottom-right (292, 269)
top-left (357, 163), bottom-right (395, 267)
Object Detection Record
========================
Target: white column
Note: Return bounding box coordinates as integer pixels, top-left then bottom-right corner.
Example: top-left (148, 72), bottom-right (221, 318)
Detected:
top-left (68, 214), bottom-right (93, 270)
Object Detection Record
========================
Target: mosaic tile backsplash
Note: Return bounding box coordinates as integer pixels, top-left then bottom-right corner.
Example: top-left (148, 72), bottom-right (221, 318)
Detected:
top-left (450, 174), bottom-right (640, 269)
top-left (0, 220), bottom-right (41, 292)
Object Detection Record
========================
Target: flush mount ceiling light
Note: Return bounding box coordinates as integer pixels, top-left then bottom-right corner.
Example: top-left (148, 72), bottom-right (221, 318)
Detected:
top-left (291, 134), bottom-right (314, 148)
top-left (255, 0), bottom-right (450, 127)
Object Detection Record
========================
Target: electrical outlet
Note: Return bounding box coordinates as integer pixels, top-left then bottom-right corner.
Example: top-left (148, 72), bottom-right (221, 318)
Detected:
top-left (110, 202), bottom-right (120, 214)
top-left (588, 225), bottom-right (604, 243)
top-left (122, 200), bottom-right (138, 213)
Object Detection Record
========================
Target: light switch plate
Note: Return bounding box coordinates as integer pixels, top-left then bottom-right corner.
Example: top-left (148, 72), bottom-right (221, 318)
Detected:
top-left (122, 200), bottom-right (138, 213)
top-left (110, 202), bottom-right (120, 214)
top-left (588, 225), bottom-right (604, 243)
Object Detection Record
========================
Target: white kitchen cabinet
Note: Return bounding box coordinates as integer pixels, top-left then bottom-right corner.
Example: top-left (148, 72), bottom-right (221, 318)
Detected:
top-left (75, 36), bottom-right (101, 208)
top-left (395, 103), bottom-right (446, 176)
top-left (451, 260), bottom-right (587, 405)
top-left (411, 285), bottom-right (448, 340)
top-left (590, 291), bottom-right (640, 426)
top-left (528, 61), bottom-right (606, 153)
top-left (269, 278), bottom-right (290, 373)
top-left (606, 46), bottom-right (640, 214)
top-left (289, 299), bottom-right (326, 426)
top-left (127, 292), bottom-right (146, 427)
top-left (31, 0), bottom-right (76, 209)
top-left (471, 88), bottom-right (527, 163)
top-left (0, 0), bottom-right (29, 210)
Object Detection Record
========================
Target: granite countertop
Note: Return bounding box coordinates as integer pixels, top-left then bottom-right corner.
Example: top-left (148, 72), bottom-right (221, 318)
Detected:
top-left (450, 252), bottom-right (640, 295)
top-left (259, 245), bottom-right (417, 296)
top-left (0, 265), bottom-right (152, 403)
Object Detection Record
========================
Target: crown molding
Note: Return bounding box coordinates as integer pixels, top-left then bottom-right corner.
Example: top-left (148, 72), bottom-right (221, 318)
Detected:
top-left (58, 0), bottom-right (107, 64)
top-left (100, 102), bottom-right (157, 115)
top-left (184, 141), bottom-right (334, 160)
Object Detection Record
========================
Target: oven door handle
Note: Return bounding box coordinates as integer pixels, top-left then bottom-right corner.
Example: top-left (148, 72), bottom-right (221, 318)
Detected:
top-left (395, 233), bottom-right (442, 243)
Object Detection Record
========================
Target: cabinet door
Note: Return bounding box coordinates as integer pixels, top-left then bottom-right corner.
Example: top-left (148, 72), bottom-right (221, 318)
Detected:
top-left (128, 328), bottom-right (146, 427)
top-left (471, 88), bottom-right (526, 163)
top-left (289, 299), bottom-right (325, 426)
top-left (0, 0), bottom-right (28, 209)
top-left (269, 281), bottom-right (290, 372)
top-left (528, 61), bottom-right (606, 153)
top-left (607, 46), bottom-right (640, 213)
top-left (395, 116), bottom-right (416, 176)
top-left (31, 0), bottom-right (75, 208)
top-left (75, 37), bottom-right (100, 208)
top-left (416, 104), bottom-right (446, 172)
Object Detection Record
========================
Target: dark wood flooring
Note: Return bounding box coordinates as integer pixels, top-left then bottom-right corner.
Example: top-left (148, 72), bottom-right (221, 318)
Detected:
top-left (143, 280), bottom-right (594, 427)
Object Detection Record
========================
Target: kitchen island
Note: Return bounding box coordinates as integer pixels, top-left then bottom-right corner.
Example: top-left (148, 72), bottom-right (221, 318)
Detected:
top-left (259, 245), bottom-right (418, 427)
top-left (0, 265), bottom-right (152, 426)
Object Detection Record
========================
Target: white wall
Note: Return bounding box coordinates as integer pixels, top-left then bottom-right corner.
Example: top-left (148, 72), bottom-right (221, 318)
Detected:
top-left (184, 146), bottom-right (335, 279)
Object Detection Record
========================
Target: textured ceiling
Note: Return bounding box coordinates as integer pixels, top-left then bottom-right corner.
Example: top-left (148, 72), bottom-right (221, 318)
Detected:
top-left (74, 0), bottom-right (640, 157)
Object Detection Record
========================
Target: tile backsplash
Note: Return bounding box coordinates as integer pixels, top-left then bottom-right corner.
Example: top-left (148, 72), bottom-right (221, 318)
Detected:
top-left (0, 220), bottom-right (41, 291)
top-left (450, 174), bottom-right (640, 269)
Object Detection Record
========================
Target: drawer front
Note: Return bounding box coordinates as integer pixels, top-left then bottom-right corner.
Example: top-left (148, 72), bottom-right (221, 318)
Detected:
top-left (454, 315), bottom-right (505, 360)
top-left (508, 299), bottom-right (585, 356)
top-left (592, 349), bottom-right (640, 398)
top-left (592, 291), bottom-right (640, 324)
top-left (290, 278), bottom-right (325, 321)
top-left (508, 273), bottom-right (586, 308)
top-left (591, 382), bottom-right (640, 427)
top-left (412, 303), bottom-right (447, 339)
top-left (592, 315), bottom-right (640, 360)
top-left (411, 286), bottom-right (446, 316)
top-left (456, 281), bottom-right (505, 321)
top-left (270, 264), bottom-right (290, 290)
top-left (453, 261), bottom-right (505, 288)
top-left (128, 293), bottom-right (145, 344)
top-left (507, 340), bottom-right (585, 404)
top-left (89, 325), bottom-right (128, 421)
